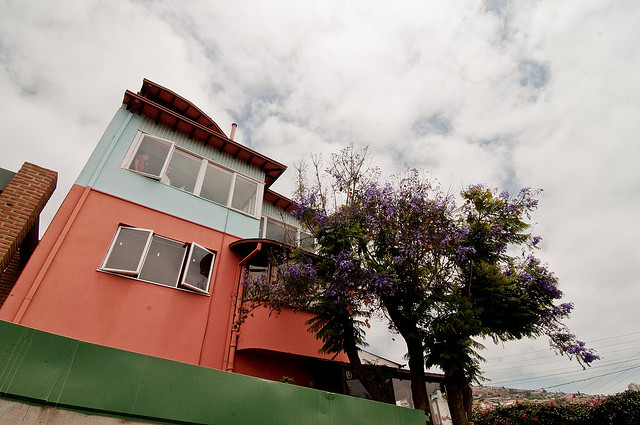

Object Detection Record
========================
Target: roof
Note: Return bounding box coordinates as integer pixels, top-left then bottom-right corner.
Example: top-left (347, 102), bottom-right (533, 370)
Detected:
top-left (263, 189), bottom-right (295, 212)
top-left (123, 79), bottom-right (287, 187)
top-left (358, 349), bottom-right (403, 368)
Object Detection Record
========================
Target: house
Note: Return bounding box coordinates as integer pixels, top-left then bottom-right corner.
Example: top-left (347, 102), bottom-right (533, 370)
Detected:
top-left (1, 78), bottom-right (343, 379)
top-left (0, 80), bottom-right (448, 423)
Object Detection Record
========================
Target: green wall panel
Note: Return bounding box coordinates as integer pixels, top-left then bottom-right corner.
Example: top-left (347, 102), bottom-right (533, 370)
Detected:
top-left (57, 343), bottom-right (148, 412)
top-left (0, 325), bottom-right (76, 402)
top-left (0, 321), bottom-right (426, 425)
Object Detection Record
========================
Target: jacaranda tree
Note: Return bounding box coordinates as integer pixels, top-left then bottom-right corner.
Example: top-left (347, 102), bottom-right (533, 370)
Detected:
top-left (242, 146), bottom-right (598, 425)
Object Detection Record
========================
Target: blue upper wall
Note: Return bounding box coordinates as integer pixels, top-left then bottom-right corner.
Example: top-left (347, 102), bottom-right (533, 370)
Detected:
top-left (76, 106), bottom-right (262, 239)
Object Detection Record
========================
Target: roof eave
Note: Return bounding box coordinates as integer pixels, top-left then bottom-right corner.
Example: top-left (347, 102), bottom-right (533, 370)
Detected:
top-left (123, 82), bottom-right (287, 187)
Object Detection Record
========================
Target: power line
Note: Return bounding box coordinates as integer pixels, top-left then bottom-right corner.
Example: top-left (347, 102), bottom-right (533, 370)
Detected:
top-left (482, 342), bottom-right (639, 372)
top-left (481, 344), bottom-right (640, 376)
top-left (483, 335), bottom-right (640, 364)
top-left (599, 367), bottom-right (640, 394)
top-left (586, 330), bottom-right (640, 343)
top-left (536, 365), bottom-right (640, 391)
top-left (487, 358), bottom-right (640, 383)
top-left (481, 337), bottom-right (640, 375)
top-left (470, 331), bottom-right (640, 392)
top-left (489, 364), bottom-right (636, 387)
top-left (579, 350), bottom-right (640, 393)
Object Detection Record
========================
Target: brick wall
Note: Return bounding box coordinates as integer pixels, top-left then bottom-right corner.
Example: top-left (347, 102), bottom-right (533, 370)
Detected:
top-left (0, 249), bottom-right (22, 306)
top-left (0, 162), bottom-right (57, 306)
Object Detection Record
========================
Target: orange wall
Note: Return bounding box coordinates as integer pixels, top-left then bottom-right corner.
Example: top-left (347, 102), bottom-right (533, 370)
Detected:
top-left (234, 349), bottom-right (316, 386)
top-left (234, 349), bottom-right (345, 393)
top-left (1, 185), bottom-right (349, 377)
top-left (237, 306), bottom-right (349, 363)
top-left (0, 186), bottom-right (241, 368)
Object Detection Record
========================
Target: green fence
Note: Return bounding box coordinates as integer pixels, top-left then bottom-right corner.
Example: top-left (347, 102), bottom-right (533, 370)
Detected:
top-left (0, 321), bottom-right (425, 424)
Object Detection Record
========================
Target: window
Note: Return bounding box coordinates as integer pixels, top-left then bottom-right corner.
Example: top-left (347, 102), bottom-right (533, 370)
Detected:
top-left (231, 174), bottom-right (258, 215)
top-left (300, 230), bottom-right (315, 251)
top-left (125, 132), bottom-right (262, 216)
top-left (261, 217), bottom-right (315, 251)
top-left (164, 149), bottom-right (201, 193)
top-left (200, 162), bottom-right (233, 205)
top-left (101, 227), bottom-right (152, 275)
top-left (127, 135), bottom-right (172, 179)
top-left (100, 226), bottom-right (215, 294)
top-left (182, 243), bottom-right (215, 294)
top-left (139, 235), bottom-right (187, 287)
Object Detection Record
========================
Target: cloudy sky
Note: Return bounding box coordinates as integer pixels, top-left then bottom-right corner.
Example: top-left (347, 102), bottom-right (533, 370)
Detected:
top-left (2, 0), bottom-right (639, 395)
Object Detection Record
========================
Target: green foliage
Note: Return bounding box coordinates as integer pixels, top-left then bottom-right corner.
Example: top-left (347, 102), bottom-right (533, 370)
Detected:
top-left (473, 391), bottom-right (640, 425)
top-left (243, 146), bottom-right (597, 419)
top-left (280, 376), bottom-right (295, 384)
top-left (590, 390), bottom-right (640, 425)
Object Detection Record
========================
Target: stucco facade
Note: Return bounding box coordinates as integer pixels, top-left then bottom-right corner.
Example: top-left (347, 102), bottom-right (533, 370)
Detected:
top-left (0, 80), bottom-right (343, 384)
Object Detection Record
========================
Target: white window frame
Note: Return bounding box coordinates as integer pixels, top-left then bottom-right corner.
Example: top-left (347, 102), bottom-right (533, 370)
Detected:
top-left (181, 242), bottom-right (216, 294)
top-left (99, 226), bottom-right (215, 295)
top-left (123, 132), bottom-right (174, 180)
top-left (123, 132), bottom-right (264, 217)
top-left (138, 234), bottom-right (188, 288)
top-left (100, 226), bottom-right (154, 276)
top-left (231, 173), bottom-right (260, 215)
top-left (261, 216), bottom-right (315, 251)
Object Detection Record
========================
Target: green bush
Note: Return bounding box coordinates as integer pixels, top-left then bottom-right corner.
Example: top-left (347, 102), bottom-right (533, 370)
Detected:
top-left (473, 390), bottom-right (640, 425)
top-left (590, 390), bottom-right (640, 425)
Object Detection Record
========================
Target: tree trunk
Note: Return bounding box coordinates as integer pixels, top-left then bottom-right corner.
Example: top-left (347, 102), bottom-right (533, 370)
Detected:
top-left (342, 323), bottom-right (395, 404)
top-left (445, 367), bottom-right (469, 425)
top-left (405, 336), bottom-right (430, 412)
top-left (384, 305), bottom-right (434, 423)
top-left (462, 376), bottom-right (473, 421)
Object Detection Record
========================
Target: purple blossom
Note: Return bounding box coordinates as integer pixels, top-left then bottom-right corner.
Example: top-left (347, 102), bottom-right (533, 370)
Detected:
top-left (455, 245), bottom-right (477, 262)
top-left (466, 183), bottom-right (485, 192)
top-left (539, 279), bottom-right (563, 299)
top-left (549, 327), bottom-right (600, 366)
top-left (506, 203), bottom-right (520, 214)
top-left (553, 302), bottom-right (574, 318)
top-left (531, 235), bottom-right (542, 247)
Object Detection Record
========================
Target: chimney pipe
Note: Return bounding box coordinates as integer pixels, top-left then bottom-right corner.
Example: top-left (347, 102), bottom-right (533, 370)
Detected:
top-left (230, 123), bottom-right (237, 140)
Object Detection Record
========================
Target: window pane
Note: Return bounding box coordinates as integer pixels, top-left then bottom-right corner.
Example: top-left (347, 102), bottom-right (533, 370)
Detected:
top-left (182, 243), bottom-right (215, 293)
top-left (246, 264), bottom-right (269, 283)
top-left (200, 163), bottom-right (232, 205)
top-left (265, 218), bottom-right (297, 246)
top-left (300, 230), bottom-right (315, 251)
top-left (164, 149), bottom-right (201, 193)
top-left (231, 175), bottom-right (258, 215)
top-left (128, 136), bottom-right (172, 178)
top-left (102, 227), bottom-right (151, 274)
top-left (139, 236), bottom-right (187, 287)
top-left (265, 219), bottom-right (285, 243)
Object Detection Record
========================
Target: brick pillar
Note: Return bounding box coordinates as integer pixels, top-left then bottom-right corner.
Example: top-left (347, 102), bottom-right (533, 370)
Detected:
top-left (0, 163), bottom-right (57, 305)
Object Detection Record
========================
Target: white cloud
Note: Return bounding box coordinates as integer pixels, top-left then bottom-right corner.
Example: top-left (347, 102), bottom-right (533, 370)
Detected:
top-left (1, 0), bottom-right (638, 394)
